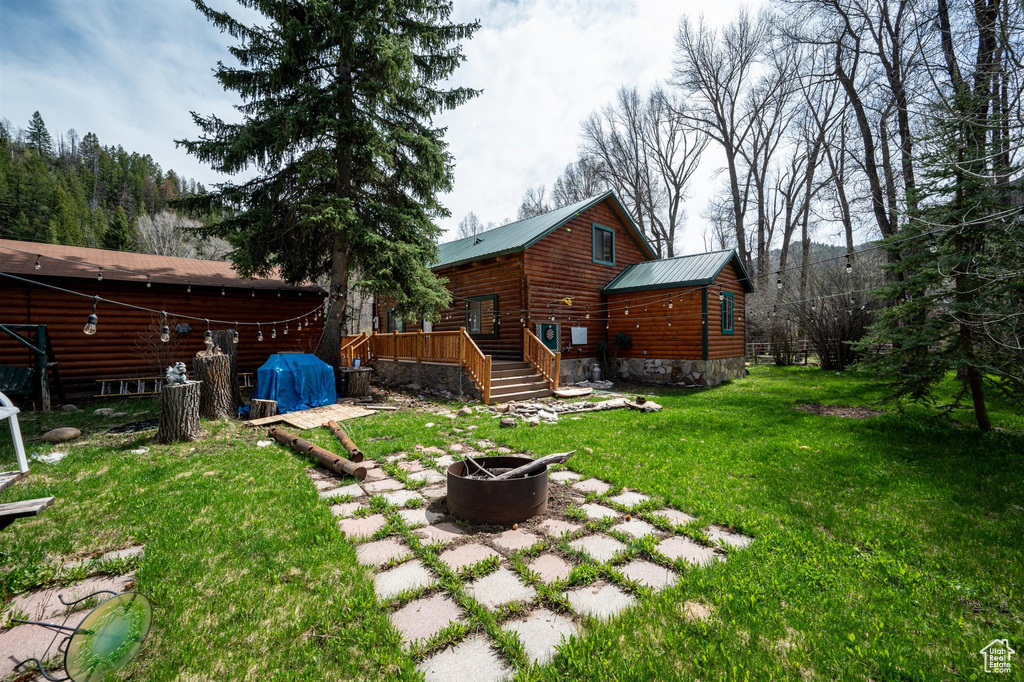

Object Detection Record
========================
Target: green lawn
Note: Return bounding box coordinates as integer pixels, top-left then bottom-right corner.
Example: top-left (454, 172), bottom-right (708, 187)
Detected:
top-left (1, 366), bottom-right (1022, 680)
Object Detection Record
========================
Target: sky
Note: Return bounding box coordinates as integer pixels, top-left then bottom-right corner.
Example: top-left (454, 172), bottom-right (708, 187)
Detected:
top-left (0, 0), bottom-right (752, 253)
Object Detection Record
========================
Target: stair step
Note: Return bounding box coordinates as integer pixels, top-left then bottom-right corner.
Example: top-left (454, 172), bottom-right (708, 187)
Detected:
top-left (491, 361), bottom-right (531, 370)
top-left (491, 373), bottom-right (544, 386)
top-left (490, 381), bottom-right (551, 397)
top-left (490, 387), bottom-right (555, 403)
top-left (491, 369), bottom-right (538, 379)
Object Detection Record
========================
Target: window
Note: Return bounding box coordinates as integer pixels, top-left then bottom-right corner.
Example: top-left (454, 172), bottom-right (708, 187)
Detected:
top-left (466, 294), bottom-right (498, 338)
top-left (386, 309), bottom-right (405, 333)
top-left (592, 224), bottom-right (615, 265)
top-left (721, 292), bottom-right (735, 334)
top-left (422, 319), bottom-right (433, 333)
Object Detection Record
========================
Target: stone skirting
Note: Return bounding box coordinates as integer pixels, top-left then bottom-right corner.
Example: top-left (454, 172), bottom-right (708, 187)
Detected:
top-left (557, 357), bottom-right (599, 385)
top-left (609, 356), bottom-right (746, 387)
top-left (370, 359), bottom-right (482, 401)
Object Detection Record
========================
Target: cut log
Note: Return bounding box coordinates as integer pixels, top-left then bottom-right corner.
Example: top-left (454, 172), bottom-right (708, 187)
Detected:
top-left (193, 351), bottom-right (233, 419)
top-left (268, 427), bottom-right (366, 480)
top-left (157, 381), bottom-right (202, 443)
top-left (326, 420), bottom-right (364, 462)
top-left (249, 399), bottom-right (277, 420)
top-left (340, 367), bottom-right (372, 397)
top-left (211, 329), bottom-right (242, 406)
top-left (491, 451), bottom-right (575, 480)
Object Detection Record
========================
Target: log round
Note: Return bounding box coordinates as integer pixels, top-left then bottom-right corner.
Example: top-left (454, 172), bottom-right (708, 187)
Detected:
top-left (157, 381), bottom-right (202, 443)
top-left (211, 330), bottom-right (242, 406)
top-left (340, 368), bottom-right (372, 397)
top-left (447, 456), bottom-right (548, 523)
top-left (249, 399), bottom-right (277, 420)
top-left (193, 352), bottom-right (233, 419)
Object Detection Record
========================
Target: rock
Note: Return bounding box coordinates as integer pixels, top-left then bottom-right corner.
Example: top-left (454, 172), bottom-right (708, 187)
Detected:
top-left (526, 415), bottom-right (540, 427)
top-left (39, 427), bottom-right (81, 443)
top-left (457, 407), bottom-right (473, 417)
top-left (110, 411), bottom-right (128, 418)
top-left (425, 422), bottom-right (436, 428)
top-left (500, 418), bottom-right (517, 428)
top-left (93, 408), bottom-right (114, 417)
top-left (60, 404), bottom-right (79, 413)
top-left (537, 410), bottom-right (558, 423)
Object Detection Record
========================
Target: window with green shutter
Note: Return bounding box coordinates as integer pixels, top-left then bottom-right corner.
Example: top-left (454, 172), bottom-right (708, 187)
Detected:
top-left (592, 224), bottom-right (615, 265)
top-left (721, 292), bottom-right (735, 334)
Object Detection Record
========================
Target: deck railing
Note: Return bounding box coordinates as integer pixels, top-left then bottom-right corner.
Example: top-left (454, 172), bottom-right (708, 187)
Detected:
top-left (363, 329), bottom-right (492, 402)
top-left (524, 328), bottom-right (560, 391)
top-left (340, 332), bottom-right (371, 367)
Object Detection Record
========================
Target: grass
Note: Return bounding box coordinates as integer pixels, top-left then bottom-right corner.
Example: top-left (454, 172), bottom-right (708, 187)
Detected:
top-left (1, 366), bottom-right (1022, 680)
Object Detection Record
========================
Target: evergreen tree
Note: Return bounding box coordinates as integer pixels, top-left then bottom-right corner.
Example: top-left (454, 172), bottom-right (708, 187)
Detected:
top-left (103, 205), bottom-right (135, 251)
top-left (177, 0), bottom-right (479, 364)
top-left (27, 111), bottom-right (53, 156)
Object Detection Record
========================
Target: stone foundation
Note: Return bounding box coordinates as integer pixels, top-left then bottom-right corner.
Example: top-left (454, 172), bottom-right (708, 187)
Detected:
top-left (610, 356), bottom-right (746, 387)
top-left (558, 357), bottom-right (599, 385)
top-left (371, 360), bottom-right (482, 401)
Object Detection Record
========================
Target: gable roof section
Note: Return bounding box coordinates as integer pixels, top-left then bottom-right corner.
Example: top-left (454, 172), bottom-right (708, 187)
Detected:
top-left (434, 190), bottom-right (657, 269)
top-left (602, 248), bottom-right (753, 294)
top-left (0, 238), bottom-right (318, 291)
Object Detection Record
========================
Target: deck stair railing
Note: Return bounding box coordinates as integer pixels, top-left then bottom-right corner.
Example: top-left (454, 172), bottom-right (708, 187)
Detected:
top-left (523, 329), bottom-right (560, 391)
top-left (361, 329), bottom-right (492, 402)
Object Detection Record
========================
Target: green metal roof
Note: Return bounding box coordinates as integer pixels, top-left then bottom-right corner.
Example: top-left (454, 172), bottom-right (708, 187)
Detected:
top-left (602, 248), bottom-right (753, 294)
top-left (434, 191), bottom-right (655, 269)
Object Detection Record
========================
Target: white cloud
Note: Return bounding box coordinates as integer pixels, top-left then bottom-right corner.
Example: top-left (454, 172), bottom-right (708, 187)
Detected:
top-left (1, 0), bottom-right (754, 253)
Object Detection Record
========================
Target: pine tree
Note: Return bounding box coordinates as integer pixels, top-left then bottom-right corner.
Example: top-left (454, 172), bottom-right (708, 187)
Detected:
top-left (177, 0), bottom-right (479, 364)
top-left (27, 111), bottom-right (53, 156)
top-left (103, 205), bottom-right (135, 251)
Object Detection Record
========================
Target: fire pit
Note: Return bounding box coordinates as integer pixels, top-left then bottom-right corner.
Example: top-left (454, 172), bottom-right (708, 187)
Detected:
top-left (446, 456), bottom-right (549, 524)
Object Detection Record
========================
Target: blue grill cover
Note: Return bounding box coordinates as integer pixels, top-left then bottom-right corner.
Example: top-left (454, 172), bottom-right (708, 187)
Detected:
top-left (252, 354), bottom-right (336, 414)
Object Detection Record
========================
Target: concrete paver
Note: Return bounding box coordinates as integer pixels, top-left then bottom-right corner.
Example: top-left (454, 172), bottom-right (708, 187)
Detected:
top-left (619, 559), bottom-right (678, 590)
top-left (537, 518), bottom-right (581, 537)
top-left (572, 478), bottom-right (612, 495)
top-left (527, 553), bottom-right (572, 584)
top-left (491, 529), bottom-right (539, 553)
top-left (610, 519), bottom-right (660, 539)
top-left (414, 522), bottom-right (467, 546)
top-left (568, 534), bottom-right (627, 563)
top-left (390, 593), bottom-right (464, 648)
top-left (579, 503), bottom-right (619, 521)
top-left (607, 491), bottom-right (651, 508)
top-left (466, 567), bottom-right (536, 610)
top-left (416, 635), bottom-right (513, 682)
top-left (564, 582), bottom-right (636, 620)
top-left (356, 538), bottom-right (411, 567)
top-left (439, 543), bottom-right (499, 572)
top-left (374, 559), bottom-right (436, 600)
top-left (656, 536), bottom-right (722, 567)
top-left (337, 514), bottom-right (387, 540)
top-left (503, 608), bottom-right (579, 666)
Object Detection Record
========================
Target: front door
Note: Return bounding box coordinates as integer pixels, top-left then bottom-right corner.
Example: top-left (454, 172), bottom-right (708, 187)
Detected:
top-left (536, 323), bottom-right (560, 352)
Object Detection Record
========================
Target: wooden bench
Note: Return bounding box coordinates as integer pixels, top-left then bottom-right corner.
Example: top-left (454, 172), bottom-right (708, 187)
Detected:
top-left (0, 497), bottom-right (54, 530)
top-left (0, 365), bottom-right (34, 397)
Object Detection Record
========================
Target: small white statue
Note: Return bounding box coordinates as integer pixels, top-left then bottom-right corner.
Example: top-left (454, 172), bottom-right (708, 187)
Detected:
top-left (165, 362), bottom-right (188, 385)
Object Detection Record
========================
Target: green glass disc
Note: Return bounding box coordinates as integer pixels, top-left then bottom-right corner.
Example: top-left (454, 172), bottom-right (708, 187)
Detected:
top-left (65, 592), bottom-right (152, 682)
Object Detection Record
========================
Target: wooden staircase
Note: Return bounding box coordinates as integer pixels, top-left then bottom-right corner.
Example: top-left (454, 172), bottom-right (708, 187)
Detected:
top-left (489, 361), bottom-right (554, 403)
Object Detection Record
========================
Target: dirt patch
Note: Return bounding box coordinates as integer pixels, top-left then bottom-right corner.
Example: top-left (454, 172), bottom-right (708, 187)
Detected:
top-left (796, 403), bottom-right (884, 418)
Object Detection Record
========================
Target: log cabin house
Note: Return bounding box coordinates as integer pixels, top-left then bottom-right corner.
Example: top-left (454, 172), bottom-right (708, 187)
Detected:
top-left (0, 238), bottom-right (324, 402)
top-left (362, 191), bottom-right (752, 403)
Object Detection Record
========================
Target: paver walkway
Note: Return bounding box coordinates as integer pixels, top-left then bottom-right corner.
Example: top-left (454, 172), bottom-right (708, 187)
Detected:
top-left (304, 432), bottom-right (754, 680)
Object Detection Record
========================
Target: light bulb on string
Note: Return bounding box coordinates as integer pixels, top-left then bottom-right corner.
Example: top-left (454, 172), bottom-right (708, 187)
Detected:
top-left (585, 307), bottom-right (590, 320)
top-left (160, 311), bottom-right (170, 343)
top-left (272, 325), bottom-right (277, 339)
top-left (221, 287), bottom-right (225, 296)
top-left (257, 324), bottom-right (264, 342)
top-left (83, 297), bottom-right (99, 335)
top-left (929, 239), bottom-right (937, 253)
top-left (277, 290), bottom-right (281, 298)
top-left (549, 312), bottom-right (555, 322)
top-left (668, 317), bottom-right (672, 327)
top-left (97, 267), bottom-right (103, 282)
top-left (187, 281), bottom-right (192, 293)
top-left (251, 288), bottom-right (255, 298)
top-left (810, 300), bottom-right (816, 311)
top-left (34, 255), bottom-right (41, 270)
top-left (845, 255), bottom-right (853, 274)
top-left (297, 321), bottom-right (302, 331)
top-left (146, 275), bottom-right (152, 288)
top-left (204, 319), bottom-right (213, 348)
top-left (849, 295), bottom-right (855, 305)
top-left (283, 323), bottom-right (289, 335)
top-left (232, 325), bottom-right (239, 344)
top-left (625, 302), bottom-right (629, 315)
top-left (668, 297), bottom-right (673, 309)
top-left (718, 287), bottom-right (724, 302)
top-left (776, 271), bottom-right (783, 289)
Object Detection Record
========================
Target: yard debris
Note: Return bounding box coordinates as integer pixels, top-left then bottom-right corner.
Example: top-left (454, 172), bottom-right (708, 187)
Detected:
top-left (129, 446), bottom-right (150, 455)
top-left (574, 379), bottom-right (614, 389)
top-left (490, 395), bottom-right (662, 423)
top-left (268, 426), bottom-right (367, 480)
top-left (256, 440), bottom-right (273, 448)
top-left (33, 451), bottom-right (69, 464)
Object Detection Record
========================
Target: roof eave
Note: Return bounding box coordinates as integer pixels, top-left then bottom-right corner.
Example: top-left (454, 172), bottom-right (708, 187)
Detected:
top-left (603, 278), bottom-right (715, 295)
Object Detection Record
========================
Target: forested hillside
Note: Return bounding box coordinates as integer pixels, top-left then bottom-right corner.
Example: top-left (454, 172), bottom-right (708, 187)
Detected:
top-left (0, 111), bottom-right (214, 255)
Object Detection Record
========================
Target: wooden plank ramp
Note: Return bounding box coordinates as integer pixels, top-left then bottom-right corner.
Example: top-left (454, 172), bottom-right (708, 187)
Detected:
top-left (246, 403), bottom-right (375, 429)
top-left (0, 496), bottom-right (55, 530)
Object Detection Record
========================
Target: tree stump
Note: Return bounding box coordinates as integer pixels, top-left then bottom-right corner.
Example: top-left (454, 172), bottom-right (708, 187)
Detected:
top-left (249, 399), bottom-right (278, 420)
top-left (157, 382), bottom-right (201, 443)
top-left (341, 368), bottom-right (372, 397)
top-left (211, 330), bottom-right (242, 406)
top-left (193, 351), bottom-right (234, 419)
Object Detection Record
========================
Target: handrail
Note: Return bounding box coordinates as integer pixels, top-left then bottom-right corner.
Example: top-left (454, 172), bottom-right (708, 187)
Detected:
top-left (461, 328), bottom-right (492, 403)
top-left (340, 332), bottom-right (370, 367)
top-left (523, 329), bottom-right (560, 391)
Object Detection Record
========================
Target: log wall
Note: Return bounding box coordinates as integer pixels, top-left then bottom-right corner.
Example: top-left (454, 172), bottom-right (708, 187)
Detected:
top-left (708, 262), bottom-right (747, 359)
top-left (0, 278), bottom-right (324, 396)
top-left (522, 200), bottom-right (652, 357)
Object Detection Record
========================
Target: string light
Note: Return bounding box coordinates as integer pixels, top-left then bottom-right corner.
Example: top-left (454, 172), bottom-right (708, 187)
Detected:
top-left (251, 288), bottom-right (256, 298)
top-left (283, 323), bottom-right (289, 335)
top-left (668, 317), bottom-right (672, 327)
top-left (232, 328), bottom-right (239, 344)
top-left (718, 286), bottom-right (724, 302)
top-left (257, 324), bottom-right (264, 342)
top-left (187, 281), bottom-right (191, 293)
top-left (635, 320), bottom-right (640, 328)
top-left (277, 290), bottom-right (281, 297)
top-left (34, 255), bottom-right (40, 270)
top-left (585, 307), bottom-right (590, 320)
top-left (204, 319), bottom-right (213, 348)
top-left (272, 325), bottom-right (277, 339)
top-left (83, 297), bottom-right (98, 335)
top-left (160, 311), bottom-right (170, 343)
top-left (146, 275), bottom-right (152, 288)
top-left (625, 302), bottom-right (629, 315)
top-left (776, 271), bottom-right (783, 289)
top-left (668, 297), bottom-right (673, 309)
top-left (97, 267), bottom-right (103, 281)
top-left (810, 300), bottom-right (816, 311)
top-left (297, 321), bottom-right (302, 331)
top-left (929, 240), bottom-right (938, 253)
top-left (845, 255), bottom-right (853, 274)
top-left (221, 287), bottom-right (225, 296)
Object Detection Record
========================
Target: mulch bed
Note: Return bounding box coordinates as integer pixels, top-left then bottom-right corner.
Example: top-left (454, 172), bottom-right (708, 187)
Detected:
top-left (796, 403), bottom-right (885, 418)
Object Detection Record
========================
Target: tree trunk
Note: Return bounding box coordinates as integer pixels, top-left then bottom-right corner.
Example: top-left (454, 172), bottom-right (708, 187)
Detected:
top-left (249, 399), bottom-right (278, 420)
top-left (341, 367), bottom-right (371, 397)
top-left (211, 330), bottom-right (241, 406)
top-left (193, 352), bottom-right (233, 419)
top-left (157, 382), bottom-right (202, 443)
